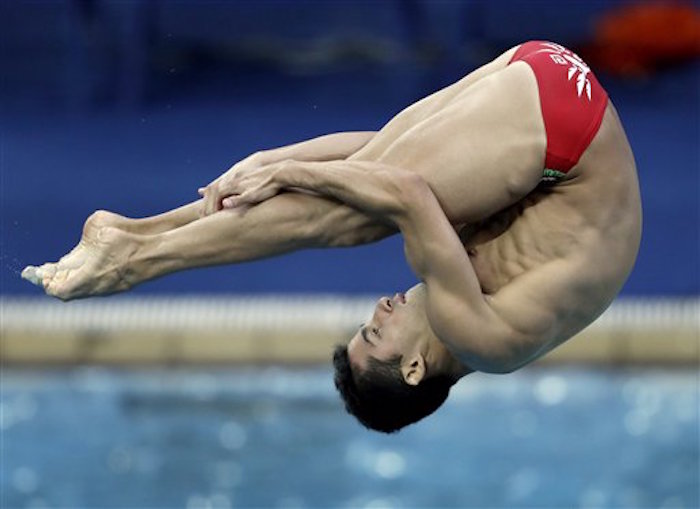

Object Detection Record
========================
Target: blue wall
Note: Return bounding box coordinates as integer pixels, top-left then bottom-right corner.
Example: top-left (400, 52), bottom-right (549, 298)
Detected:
top-left (1, 1), bottom-right (698, 296)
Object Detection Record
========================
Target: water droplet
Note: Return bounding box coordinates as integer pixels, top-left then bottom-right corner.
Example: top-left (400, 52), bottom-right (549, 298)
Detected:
top-left (364, 497), bottom-right (400, 509)
top-left (533, 376), bottom-right (568, 406)
top-left (373, 450), bottom-right (405, 479)
top-left (12, 467), bottom-right (39, 494)
top-left (186, 494), bottom-right (210, 509)
top-left (579, 487), bottom-right (607, 508)
top-left (185, 494), bottom-right (232, 509)
top-left (209, 493), bottom-right (232, 509)
top-left (506, 468), bottom-right (539, 501)
top-left (108, 446), bottom-right (133, 473)
top-left (219, 421), bottom-right (247, 450)
top-left (624, 409), bottom-right (650, 436)
top-left (630, 385), bottom-right (662, 417)
top-left (186, 375), bottom-right (218, 401)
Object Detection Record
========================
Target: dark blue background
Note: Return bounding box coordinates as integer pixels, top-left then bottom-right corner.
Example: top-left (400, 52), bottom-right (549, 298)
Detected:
top-left (2, 1), bottom-right (698, 296)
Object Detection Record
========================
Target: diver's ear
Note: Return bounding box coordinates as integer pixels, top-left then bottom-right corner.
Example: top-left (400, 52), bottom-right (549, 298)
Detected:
top-left (401, 355), bottom-right (426, 386)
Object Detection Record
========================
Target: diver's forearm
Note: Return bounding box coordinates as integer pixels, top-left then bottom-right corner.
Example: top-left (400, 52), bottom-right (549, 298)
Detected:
top-left (132, 191), bottom-right (393, 282)
top-left (258, 132), bottom-right (376, 164)
top-left (275, 160), bottom-right (417, 224)
top-left (280, 161), bottom-right (438, 277)
top-left (270, 159), bottom-right (465, 284)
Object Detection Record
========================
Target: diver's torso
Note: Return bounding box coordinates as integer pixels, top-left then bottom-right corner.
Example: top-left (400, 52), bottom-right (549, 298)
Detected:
top-left (353, 52), bottom-right (641, 334)
top-left (464, 102), bottom-right (642, 337)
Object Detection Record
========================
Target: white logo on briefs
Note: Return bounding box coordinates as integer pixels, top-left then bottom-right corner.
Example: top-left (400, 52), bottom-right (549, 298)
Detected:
top-left (540, 42), bottom-right (592, 101)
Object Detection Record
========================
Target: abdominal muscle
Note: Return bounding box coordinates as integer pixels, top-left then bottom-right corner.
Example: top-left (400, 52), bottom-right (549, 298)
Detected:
top-left (463, 186), bottom-right (586, 294)
top-left (465, 102), bottom-right (642, 305)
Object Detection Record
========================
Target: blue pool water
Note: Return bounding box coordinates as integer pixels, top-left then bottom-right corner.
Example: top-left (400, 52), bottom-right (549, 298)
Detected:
top-left (1, 367), bottom-right (697, 508)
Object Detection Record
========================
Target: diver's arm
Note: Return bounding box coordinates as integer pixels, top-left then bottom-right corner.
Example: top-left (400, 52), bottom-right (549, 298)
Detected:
top-left (253, 132), bottom-right (377, 165)
top-left (390, 177), bottom-right (543, 373)
top-left (201, 132), bottom-right (376, 215)
top-left (229, 160), bottom-right (545, 372)
top-left (225, 159), bottom-right (415, 219)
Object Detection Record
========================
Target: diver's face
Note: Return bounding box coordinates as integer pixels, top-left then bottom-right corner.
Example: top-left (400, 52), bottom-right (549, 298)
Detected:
top-left (347, 286), bottom-right (426, 370)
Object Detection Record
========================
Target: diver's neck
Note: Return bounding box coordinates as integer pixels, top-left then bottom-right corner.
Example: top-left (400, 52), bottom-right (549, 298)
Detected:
top-left (424, 334), bottom-right (472, 381)
top-left (413, 284), bottom-right (471, 380)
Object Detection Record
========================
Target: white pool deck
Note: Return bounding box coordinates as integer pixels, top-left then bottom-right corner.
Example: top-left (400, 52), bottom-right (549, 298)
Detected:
top-left (1, 296), bottom-right (698, 365)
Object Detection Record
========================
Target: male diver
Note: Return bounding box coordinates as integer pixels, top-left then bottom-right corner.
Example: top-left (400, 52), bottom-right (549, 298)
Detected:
top-left (23, 42), bottom-right (641, 433)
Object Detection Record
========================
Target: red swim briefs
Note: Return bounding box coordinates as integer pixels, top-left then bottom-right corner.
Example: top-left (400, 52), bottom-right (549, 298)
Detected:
top-left (509, 41), bottom-right (609, 181)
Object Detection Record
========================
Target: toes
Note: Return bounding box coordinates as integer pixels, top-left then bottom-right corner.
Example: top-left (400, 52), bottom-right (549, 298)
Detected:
top-left (21, 264), bottom-right (60, 291)
top-left (41, 263), bottom-right (57, 278)
top-left (52, 269), bottom-right (70, 285)
top-left (46, 265), bottom-right (95, 301)
top-left (21, 266), bottom-right (41, 286)
top-left (22, 260), bottom-right (75, 298)
top-left (44, 279), bottom-right (59, 297)
top-left (33, 262), bottom-right (57, 282)
top-left (45, 271), bottom-right (73, 301)
top-left (44, 281), bottom-right (69, 301)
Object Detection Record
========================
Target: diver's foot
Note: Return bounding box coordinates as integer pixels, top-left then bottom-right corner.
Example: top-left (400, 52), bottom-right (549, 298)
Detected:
top-left (22, 213), bottom-right (143, 300)
top-left (22, 211), bottom-right (118, 289)
top-left (84, 209), bottom-right (138, 231)
top-left (81, 208), bottom-right (181, 235)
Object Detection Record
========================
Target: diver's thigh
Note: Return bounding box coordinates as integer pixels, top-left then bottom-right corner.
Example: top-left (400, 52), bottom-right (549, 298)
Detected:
top-left (351, 47), bottom-right (521, 162)
top-left (374, 63), bottom-right (546, 222)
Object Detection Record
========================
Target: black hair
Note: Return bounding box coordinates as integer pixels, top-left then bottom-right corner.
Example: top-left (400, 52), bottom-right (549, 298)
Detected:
top-left (332, 344), bottom-right (455, 433)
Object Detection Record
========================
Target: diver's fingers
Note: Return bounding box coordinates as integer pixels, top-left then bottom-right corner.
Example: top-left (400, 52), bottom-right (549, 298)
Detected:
top-left (202, 183), bottom-right (221, 216)
top-left (224, 180), bottom-right (279, 209)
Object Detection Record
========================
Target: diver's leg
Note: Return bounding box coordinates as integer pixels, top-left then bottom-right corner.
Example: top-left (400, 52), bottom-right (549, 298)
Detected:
top-left (357, 62), bottom-right (546, 224)
top-left (87, 199), bottom-right (203, 235)
top-left (20, 199), bottom-right (205, 288)
top-left (351, 45), bottom-right (519, 162)
top-left (24, 192), bottom-right (394, 300)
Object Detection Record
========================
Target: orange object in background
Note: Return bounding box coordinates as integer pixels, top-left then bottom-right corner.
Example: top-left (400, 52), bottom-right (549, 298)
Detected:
top-left (584, 2), bottom-right (700, 76)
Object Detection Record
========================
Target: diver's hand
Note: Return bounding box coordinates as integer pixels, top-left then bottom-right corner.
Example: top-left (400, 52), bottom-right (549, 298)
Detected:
top-left (220, 162), bottom-right (286, 209)
top-left (198, 151), bottom-right (267, 216)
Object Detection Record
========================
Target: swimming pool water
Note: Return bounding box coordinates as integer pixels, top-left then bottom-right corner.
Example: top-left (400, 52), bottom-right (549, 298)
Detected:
top-left (1, 367), bottom-right (697, 508)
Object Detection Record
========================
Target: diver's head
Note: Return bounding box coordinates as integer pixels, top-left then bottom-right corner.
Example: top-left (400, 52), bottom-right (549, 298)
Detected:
top-left (333, 285), bottom-right (469, 433)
